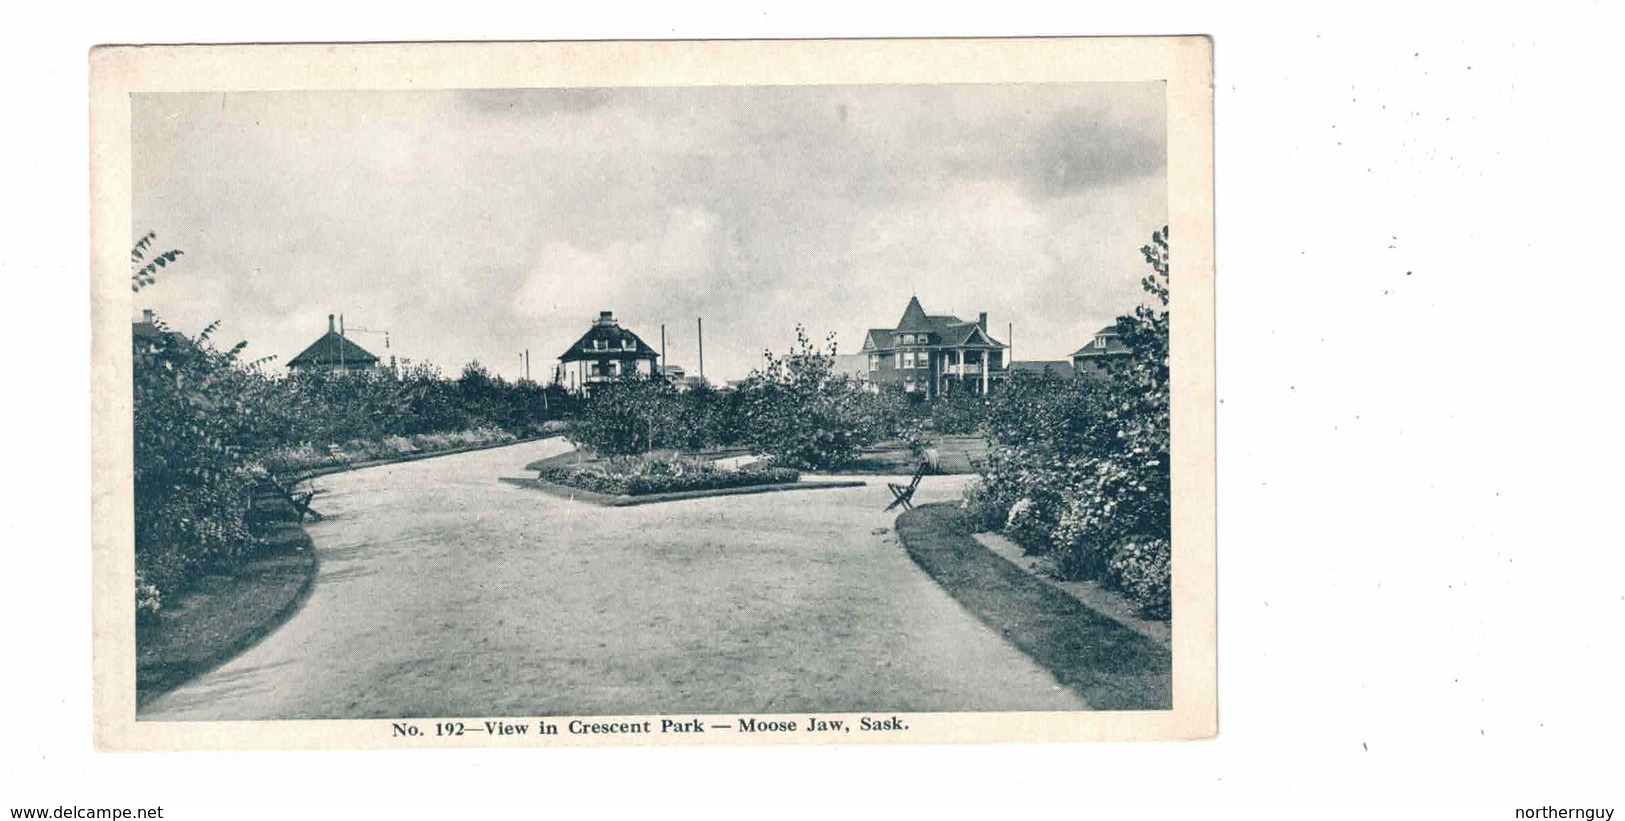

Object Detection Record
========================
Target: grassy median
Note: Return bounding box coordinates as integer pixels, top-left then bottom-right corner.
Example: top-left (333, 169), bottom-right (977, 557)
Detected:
top-left (894, 502), bottom-right (1172, 710)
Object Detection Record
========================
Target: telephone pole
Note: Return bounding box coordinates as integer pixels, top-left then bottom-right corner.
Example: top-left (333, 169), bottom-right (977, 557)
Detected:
top-left (697, 317), bottom-right (705, 382)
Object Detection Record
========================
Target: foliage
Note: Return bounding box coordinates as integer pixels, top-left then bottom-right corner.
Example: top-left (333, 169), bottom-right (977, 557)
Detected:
top-left (566, 374), bottom-right (681, 456)
top-left (133, 313), bottom-right (268, 600)
top-left (130, 231), bottom-right (183, 292)
top-left (733, 326), bottom-right (879, 470)
top-left (540, 454), bottom-right (800, 496)
top-left (961, 226), bottom-right (1172, 618)
top-left (928, 390), bottom-right (987, 435)
top-left (1106, 537), bottom-right (1171, 620)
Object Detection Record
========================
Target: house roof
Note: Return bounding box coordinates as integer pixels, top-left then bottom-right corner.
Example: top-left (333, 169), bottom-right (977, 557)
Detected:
top-left (557, 313), bottom-right (660, 362)
top-left (1072, 324), bottom-right (1133, 359)
top-left (895, 296), bottom-right (935, 333)
top-left (286, 330), bottom-right (381, 368)
top-left (1009, 360), bottom-right (1075, 379)
top-left (862, 298), bottom-right (1007, 350)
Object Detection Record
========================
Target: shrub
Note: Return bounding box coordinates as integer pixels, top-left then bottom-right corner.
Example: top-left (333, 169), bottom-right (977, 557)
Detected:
top-left (735, 326), bottom-right (878, 470)
top-left (567, 375), bottom-right (678, 456)
top-left (959, 226), bottom-right (1172, 619)
top-left (929, 391), bottom-right (986, 435)
top-left (1107, 537), bottom-right (1171, 619)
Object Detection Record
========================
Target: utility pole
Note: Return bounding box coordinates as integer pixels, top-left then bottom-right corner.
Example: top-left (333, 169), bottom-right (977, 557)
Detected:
top-left (697, 317), bottom-right (705, 383)
top-left (525, 349), bottom-right (531, 382)
top-left (1008, 322), bottom-right (1014, 364)
top-left (660, 324), bottom-right (667, 378)
top-left (338, 313), bottom-right (346, 370)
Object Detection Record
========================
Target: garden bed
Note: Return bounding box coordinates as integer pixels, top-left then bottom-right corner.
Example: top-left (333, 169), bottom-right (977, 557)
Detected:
top-left (272, 426), bottom-right (564, 481)
top-left (893, 502), bottom-right (1171, 710)
top-left (508, 451), bottom-right (864, 506)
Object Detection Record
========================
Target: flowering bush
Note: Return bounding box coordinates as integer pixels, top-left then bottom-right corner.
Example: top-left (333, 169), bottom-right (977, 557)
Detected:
top-left (540, 454), bottom-right (800, 496)
top-left (960, 227), bottom-right (1172, 618)
top-left (1107, 537), bottom-right (1171, 620)
top-left (135, 574), bottom-right (163, 627)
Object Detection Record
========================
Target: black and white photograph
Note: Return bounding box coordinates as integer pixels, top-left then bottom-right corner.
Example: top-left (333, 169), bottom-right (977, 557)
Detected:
top-left (90, 39), bottom-right (1216, 748)
top-left (15, 5), bottom-right (1625, 817)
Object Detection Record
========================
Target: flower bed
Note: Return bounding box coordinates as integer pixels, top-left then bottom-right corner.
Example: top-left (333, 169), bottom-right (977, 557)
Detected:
top-left (539, 454), bottom-right (800, 496)
top-left (261, 425), bottom-right (520, 475)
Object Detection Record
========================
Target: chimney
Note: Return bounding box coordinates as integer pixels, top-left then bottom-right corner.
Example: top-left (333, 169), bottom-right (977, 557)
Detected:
top-left (978, 312), bottom-right (988, 331)
top-left (597, 310), bottom-right (617, 327)
top-left (141, 309), bottom-right (154, 324)
top-left (328, 314), bottom-right (336, 334)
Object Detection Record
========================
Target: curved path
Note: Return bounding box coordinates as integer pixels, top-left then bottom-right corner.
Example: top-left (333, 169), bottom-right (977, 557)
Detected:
top-left (141, 440), bottom-right (1084, 720)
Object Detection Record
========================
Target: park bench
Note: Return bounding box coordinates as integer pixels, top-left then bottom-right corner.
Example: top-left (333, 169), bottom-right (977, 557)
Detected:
top-left (884, 461), bottom-right (931, 512)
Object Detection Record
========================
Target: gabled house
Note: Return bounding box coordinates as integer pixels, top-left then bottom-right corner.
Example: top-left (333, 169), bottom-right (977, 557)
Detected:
top-left (1071, 324), bottom-right (1133, 378)
top-left (287, 314), bottom-right (381, 374)
top-left (555, 311), bottom-right (660, 394)
top-left (857, 296), bottom-right (1008, 398)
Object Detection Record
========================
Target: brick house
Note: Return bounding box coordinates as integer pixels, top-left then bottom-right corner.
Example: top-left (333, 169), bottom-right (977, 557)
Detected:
top-left (555, 311), bottom-right (660, 394)
top-left (857, 296), bottom-right (1008, 398)
top-left (1071, 323), bottom-right (1133, 378)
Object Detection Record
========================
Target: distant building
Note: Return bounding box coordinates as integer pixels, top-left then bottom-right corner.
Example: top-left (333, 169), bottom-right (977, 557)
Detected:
top-left (132, 309), bottom-right (171, 343)
top-left (1008, 360), bottom-right (1075, 380)
top-left (831, 353), bottom-right (872, 385)
top-left (857, 296), bottom-right (1008, 398)
top-left (1071, 324), bottom-right (1133, 378)
top-left (555, 310), bottom-right (660, 394)
top-left (661, 363), bottom-right (702, 392)
top-left (287, 314), bottom-right (381, 374)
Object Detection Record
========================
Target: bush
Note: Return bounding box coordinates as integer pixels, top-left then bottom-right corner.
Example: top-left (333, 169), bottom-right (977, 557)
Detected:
top-left (959, 226), bottom-right (1172, 619)
top-left (540, 454), bottom-right (800, 496)
top-left (1107, 537), bottom-right (1171, 620)
top-left (735, 326), bottom-right (879, 470)
top-left (929, 391), bottom-right (986, 435)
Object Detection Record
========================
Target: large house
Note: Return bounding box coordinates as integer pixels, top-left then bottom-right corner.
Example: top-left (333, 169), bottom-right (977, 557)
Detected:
top-left (1071, 323), bottom-right (1133, 378)
top-left (858, 296), bottom-right (1008, 398)
top-left (286, 314), bottom-right (381, 374)
top-left (555, 310), bottom-right (660, 394)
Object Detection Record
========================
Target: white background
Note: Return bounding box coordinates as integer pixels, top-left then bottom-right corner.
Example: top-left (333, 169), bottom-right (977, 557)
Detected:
top-left (4, 3), bottom-right (1622, 818)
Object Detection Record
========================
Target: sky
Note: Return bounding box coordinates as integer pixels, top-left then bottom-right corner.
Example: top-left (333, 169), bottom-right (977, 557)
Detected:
top-left (131, 83), bottom-right (1167, 383)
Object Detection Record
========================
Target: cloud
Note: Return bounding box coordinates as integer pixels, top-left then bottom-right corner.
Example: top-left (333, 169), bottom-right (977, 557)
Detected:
top-left (132, 83), bottom-right (1168, 382)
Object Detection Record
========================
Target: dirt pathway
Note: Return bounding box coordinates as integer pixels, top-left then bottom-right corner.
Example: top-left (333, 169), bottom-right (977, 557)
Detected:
top-left (140, 440), bottom-right (1085, 719)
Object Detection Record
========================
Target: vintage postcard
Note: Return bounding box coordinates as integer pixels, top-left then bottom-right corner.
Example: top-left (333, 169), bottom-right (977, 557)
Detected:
top-left (90, 38), bottom-right (1215, 750)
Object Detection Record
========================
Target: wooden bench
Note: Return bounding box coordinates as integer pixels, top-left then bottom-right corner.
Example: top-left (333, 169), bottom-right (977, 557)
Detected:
top-left (885, 461), bottom-right (930, 512)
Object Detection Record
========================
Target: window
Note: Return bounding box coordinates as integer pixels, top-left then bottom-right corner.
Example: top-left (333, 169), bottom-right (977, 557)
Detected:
top-left (1096, 336), bottom-right (1108, 349)
top-left (622, 339), bottom-right (633, 351)
top-left (902, 352), bottom-right (915, 369)
top-left (868, 355), bottom-right (879, 372)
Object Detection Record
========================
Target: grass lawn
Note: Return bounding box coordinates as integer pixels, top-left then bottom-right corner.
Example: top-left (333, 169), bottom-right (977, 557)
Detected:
top-left (894, 502), bottom-right (1172, 710)
top-left (136, 497), bottom-right (317, 706)
top-left (842, 433), bottom-right (989, 475)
